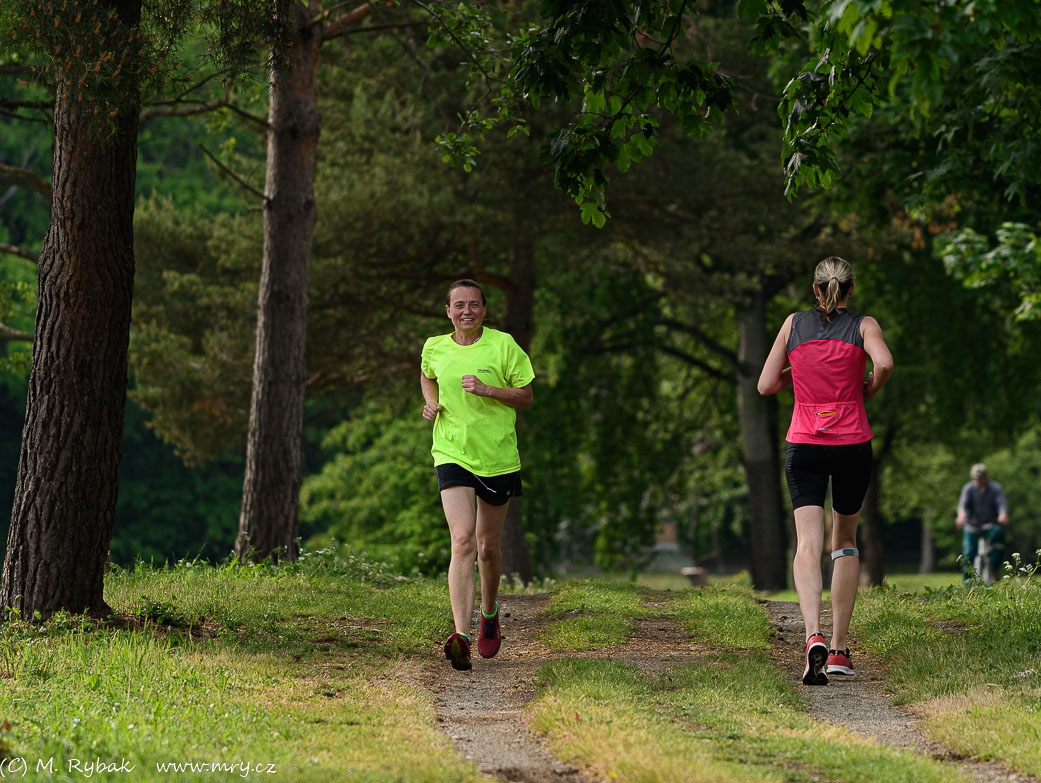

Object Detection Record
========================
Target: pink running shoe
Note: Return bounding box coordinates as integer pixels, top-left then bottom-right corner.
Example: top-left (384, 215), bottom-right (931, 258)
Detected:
top-left (443, 632), bottom-right (472, 671)
top-left (477, 603), bottom-right (501, 658)
top-left (826, 648), bottom-right (855, 677)
top-left (802, 632), bottom-right (829, 685)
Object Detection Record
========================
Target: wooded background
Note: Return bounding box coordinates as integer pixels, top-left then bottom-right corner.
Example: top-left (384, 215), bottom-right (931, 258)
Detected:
top-left (2, 0), bottom-right (1040, 616)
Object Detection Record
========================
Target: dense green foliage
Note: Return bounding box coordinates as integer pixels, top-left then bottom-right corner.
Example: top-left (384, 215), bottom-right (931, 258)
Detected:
top-left (1, 1), bottom-right (1040, 579)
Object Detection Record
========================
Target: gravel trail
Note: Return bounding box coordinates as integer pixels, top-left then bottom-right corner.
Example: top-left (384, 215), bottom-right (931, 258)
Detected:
top-left (419, 592), bottom-right (1036, 783)
top-left (765, 599), bottom-right (1038, 783)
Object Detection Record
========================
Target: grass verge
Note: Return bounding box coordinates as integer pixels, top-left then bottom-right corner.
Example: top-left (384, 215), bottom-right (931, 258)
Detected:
top-left (853, 566), bottom-right (1041, 776)
top-left (530, 657), bottom-right (971, 783)
top-left (0, 552), bottom-right (482, 782)
top-left (540, 579), bottom-right (649, 651)
top-left (668, 584), bottom-right (772, 649)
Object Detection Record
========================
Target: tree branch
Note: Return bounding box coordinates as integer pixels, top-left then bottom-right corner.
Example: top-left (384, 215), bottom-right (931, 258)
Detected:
top-left (657, 317), bottom-right (737, 366)
top-left (0, 164), bottom-right (50, 198)
top-left (141, 94), bottom-right (231, 123)
top-left (318, 2), bottom-right (376, 40)
top-left (411, 0), bottom-right (500, 89)
top-left (0, 243), bottom-right (40, 264)
top-left (0, 323), bottom-right (33, 343)
top-left (199, 145), bottom-right (267, 203)
top-left (0, 64), bottom-right (33, 77)
top-left (0, 106), bottom-right (51, 125)
top-left (142, 87), bottom-right (268, 129)
top-left (658, 344), bottom-right (729, 381)
top-left (335, 20), bottom-right (428, 35)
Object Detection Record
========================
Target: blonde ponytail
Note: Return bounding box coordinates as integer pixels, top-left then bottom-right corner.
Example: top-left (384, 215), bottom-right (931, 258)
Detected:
top-left (814, 257), bottom-right (854, 321)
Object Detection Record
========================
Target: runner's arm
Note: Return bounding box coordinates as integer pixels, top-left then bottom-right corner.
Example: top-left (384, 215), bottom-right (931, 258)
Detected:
top-left (996, 485), bottom-right (1010, 525)
top-left (956, 483), bottom-right (969, 528)
top-left (757, 315), bottom-right (794, 396)
top-left (461, 377), bottom-right (533, 408)
top-left (420, 373), bottom-right (442, 420)
top-left (861, 316), bottom-right (893, 399)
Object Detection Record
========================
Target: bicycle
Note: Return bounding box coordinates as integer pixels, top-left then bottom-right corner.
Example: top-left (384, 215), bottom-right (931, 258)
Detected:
top-left (974, 523), bottom-right (995, 586)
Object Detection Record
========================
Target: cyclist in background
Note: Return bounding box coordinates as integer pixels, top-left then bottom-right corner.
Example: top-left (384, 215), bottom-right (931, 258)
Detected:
top-left (956, 463), bottom-right (1008, 585)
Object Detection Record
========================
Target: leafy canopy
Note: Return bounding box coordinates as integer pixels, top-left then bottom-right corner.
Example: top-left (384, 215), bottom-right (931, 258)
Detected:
top-left (1, 0), bottom-right (292, 129)
top-left (432, 0), bottom-right (734, 227)
top-left (743, 0), bottom-right (1041, 201)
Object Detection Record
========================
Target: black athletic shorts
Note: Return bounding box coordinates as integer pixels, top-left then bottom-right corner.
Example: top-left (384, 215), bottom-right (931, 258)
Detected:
top-left (436, 463), bottom-right (522, 507)
top-left (784, 441), bottom-right (872, 515)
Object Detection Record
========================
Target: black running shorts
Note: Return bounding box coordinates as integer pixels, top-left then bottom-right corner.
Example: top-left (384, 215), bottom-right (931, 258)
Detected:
top-left (784, 441), bottom-right (873, 515)
top-left (436, 463), bottom-right (522, 507)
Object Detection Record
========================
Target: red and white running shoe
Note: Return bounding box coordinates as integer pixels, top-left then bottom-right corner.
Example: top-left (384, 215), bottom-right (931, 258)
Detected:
top-left (802, 632), bottom-right (829, 685)
top-left (826, 648), bottom-right (855, 677)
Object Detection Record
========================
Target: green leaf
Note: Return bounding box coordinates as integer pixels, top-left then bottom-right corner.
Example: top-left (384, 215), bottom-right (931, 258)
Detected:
top-left (736, 0), bottom-right (768, 22)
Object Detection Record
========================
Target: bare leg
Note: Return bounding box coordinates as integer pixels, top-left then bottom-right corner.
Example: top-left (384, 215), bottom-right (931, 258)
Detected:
top-left (441, 486), bottom-right (477, 636)
top-left (793, 505), bottom-right (826, 638)
top-left (475, 497), bottom-right (509, 616)
top-left (829, 510), bottom-right (860, 651)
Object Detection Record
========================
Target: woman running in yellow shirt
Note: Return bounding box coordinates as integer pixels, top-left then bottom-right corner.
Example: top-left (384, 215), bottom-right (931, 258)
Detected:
top-left (420, 280), bottom-right (534, 671)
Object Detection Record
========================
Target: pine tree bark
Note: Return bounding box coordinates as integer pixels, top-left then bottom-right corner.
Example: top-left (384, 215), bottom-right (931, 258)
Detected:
top-left (736, 291), bottom-right (789, 591)
top-left (236, 4), bottom-right (320, 562)
top-left (0, 9), bottom-right (141, 619)
top-left (498, 239), bottom-right (536, 584)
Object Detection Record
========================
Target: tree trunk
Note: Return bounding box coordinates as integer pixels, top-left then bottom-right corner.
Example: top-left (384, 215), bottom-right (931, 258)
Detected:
top-left (498, 239), bottom-right (535, 583)
top-left (736, 291), bottom-right (788, 591)
top-left (236, 4), bottom-right (320, 562)
top-left (859, 423), bottom-right (895, 586)
top-left (0, 14), bottom-right (141, 619)
top-left (859, 468), bottom-right (885, 586)
top-left (919, 511), bottom-right (934, 574)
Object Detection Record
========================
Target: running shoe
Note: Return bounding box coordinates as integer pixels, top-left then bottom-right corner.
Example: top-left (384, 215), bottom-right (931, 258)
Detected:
top-left (443, 632), bottom-right (472, 671)
top-left (826, 648), bottom-right (855, 677)
top-left (802, 632), bottom-right (829, 685)
top-left (477, 603), bottom-right (501, 658)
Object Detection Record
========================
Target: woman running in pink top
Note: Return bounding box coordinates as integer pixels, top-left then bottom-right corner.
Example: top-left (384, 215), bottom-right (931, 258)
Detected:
top-left (758, 257), bottom-right (893, 685)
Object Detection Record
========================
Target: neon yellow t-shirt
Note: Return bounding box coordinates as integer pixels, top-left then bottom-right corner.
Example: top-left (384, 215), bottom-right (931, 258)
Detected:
top-left (420, 328), bottom-right (535, 476)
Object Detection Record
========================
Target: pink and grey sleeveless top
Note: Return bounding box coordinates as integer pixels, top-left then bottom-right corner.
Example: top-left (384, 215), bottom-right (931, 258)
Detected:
top-left (785, 308), bottom-right (873, 445)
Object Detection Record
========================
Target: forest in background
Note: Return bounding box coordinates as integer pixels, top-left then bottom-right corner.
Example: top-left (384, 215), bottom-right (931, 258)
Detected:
top-left (2, 0), bottom-right (1041, 589)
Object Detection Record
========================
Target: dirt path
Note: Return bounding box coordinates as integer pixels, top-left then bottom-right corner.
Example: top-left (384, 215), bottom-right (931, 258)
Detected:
top-left (765, 600), bottom-right (1038, 783)
top-left (422, 594), bottom-right (590, 783)
top-left (422, 593), bottom-right (1036, 783)
top-left (421, 593), bottom-right (714, 782)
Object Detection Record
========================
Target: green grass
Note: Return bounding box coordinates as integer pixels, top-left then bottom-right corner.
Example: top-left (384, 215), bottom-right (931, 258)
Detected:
top-left (852, 570), bottom-right (1041, 776)
top-left (668, 584), bottom-right (772, 649)
top-left (529, 656), bottom-right (971, 783)
top-left (765, 572), bottom-right (964, 602)
top-left (0, 554), bottom-right (481, 782)
top-left (540, 579), bottom-right (649, 651)
top-left (1, 556), bottom-right (1036, 781)
top-left (884, 571), bottom-right (962, 592)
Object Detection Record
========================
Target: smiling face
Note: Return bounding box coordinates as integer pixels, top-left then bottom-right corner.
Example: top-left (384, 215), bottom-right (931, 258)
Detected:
top-left (446, 285), bottom-right (486, 335)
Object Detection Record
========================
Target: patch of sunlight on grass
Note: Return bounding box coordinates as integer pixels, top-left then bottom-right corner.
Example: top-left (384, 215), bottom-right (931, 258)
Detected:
top-left (635, 571), bottom-right (694, 591)
top-left (852, 574), bottom-right (1041, 776)
top-left (0, 624), bottom-right (482, 783)
top-left (105, 566), bottom-right (453, 657)
top-left (540, 580), bottom-right (647, 651)
top-left (668, 584), bottom-right (772, 649)
top-left (918, 688), bottom-right (1041, 778)
top-left (530, 657), bottom-right (970, 783)
top-left (884, 572), bottom-right (962, 592)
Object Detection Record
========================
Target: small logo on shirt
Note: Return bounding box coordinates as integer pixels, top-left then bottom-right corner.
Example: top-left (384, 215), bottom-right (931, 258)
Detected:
top-left (477, 368), bottom-right (493, 374)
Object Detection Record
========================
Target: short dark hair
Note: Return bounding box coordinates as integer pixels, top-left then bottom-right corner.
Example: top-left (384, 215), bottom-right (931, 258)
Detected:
top-left (446, 279), bottom-right (485, 305)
